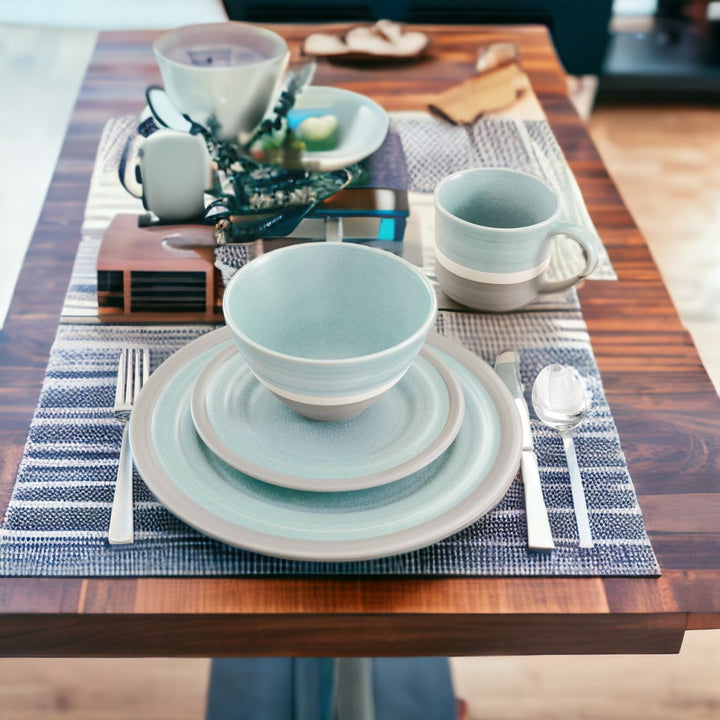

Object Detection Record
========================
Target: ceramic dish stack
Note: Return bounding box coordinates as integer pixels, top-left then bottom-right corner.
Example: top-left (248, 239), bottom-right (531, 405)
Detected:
top-left (129, 328), bottom-right (523, 562)
top-left (129, 245), bottom-right (523, 562)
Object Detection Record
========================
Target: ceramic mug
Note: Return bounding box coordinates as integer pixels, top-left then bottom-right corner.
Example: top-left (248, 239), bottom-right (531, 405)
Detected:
top-left (137, 129), bottom-right (211, 223)
top-left (434, 168), bottom-right (599, 312)
top-left (153, 22), bottom-right (290, 142)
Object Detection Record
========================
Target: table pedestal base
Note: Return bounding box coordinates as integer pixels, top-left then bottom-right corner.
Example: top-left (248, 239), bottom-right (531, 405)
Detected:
top-left (205, 657), bottom-right (459, 720)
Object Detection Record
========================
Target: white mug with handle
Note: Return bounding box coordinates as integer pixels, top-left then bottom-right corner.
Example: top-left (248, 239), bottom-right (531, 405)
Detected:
top-left (434, 167), bottom-right (599, 312)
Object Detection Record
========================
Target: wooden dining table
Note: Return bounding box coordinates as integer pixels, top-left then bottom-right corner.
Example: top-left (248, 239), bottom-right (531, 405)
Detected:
top-left (1, 23), bottom-right (719, 660)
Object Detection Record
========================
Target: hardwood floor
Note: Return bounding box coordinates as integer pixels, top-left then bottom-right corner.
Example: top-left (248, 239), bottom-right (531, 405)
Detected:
top-left (0, 659), bottom-right (210, 720)
top-left (588, 101), bottom-right (720, 395)
top-left (452, 629), bottom-right (720, 720)
top-left (0, 20), bottom-right (719, 720)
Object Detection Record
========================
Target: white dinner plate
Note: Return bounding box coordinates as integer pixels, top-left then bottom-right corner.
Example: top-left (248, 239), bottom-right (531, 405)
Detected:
top-left (129, 329), bottom-right (521, 562)
top-left (289, 86), bottom-right (390, 171)
top-left (190, 334), bottom-right (465, 491)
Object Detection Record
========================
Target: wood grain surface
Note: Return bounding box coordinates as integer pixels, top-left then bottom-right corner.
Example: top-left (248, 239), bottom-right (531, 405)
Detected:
top-left (1, 24), bottom-right (719, 658)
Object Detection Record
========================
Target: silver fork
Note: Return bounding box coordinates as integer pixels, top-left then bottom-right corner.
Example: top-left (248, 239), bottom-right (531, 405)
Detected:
top-left (109, 347), bottom-right (149, 545)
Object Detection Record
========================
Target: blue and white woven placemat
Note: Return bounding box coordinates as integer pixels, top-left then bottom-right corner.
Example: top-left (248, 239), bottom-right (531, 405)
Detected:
top-left (0, 308), bottom-right (659, 577)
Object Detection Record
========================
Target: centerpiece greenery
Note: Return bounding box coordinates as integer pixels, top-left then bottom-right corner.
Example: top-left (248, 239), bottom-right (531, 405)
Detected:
top-left (171, 65), bottom-right (362, 243)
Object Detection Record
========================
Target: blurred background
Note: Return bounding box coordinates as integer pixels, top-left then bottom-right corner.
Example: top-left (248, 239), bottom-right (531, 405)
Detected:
top-left (1, 1), bottom-right (718, 718)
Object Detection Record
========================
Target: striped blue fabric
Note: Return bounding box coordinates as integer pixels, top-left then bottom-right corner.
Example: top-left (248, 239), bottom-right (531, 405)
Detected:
top-left (0, 311), bottom-right (660, 577)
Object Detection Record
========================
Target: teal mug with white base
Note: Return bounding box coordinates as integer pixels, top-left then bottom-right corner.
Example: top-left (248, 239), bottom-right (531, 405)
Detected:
top-left (434, 168), bottom-right (599, 312)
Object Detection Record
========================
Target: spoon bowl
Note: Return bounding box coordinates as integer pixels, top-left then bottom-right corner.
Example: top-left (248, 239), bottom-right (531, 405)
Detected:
top-left (531, 364), bottom-right (593, 548)
top-left (531, 363), bottom-right (587, 432)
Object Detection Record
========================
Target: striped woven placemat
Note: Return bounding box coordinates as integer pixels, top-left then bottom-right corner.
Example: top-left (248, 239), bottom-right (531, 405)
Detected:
top-left (0, 308), bottom-right (659, 577)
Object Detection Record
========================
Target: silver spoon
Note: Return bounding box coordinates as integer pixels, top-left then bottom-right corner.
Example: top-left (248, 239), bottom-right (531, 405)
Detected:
top-left (531, 364), bottom-right (593, 548)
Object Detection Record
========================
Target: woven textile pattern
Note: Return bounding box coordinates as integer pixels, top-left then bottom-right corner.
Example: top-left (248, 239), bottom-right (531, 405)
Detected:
top-left (0, 312), bottom-right (659, 577)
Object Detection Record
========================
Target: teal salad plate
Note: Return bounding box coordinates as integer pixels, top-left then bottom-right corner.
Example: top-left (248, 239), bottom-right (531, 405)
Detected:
top-left (190, 333), bottom-right (465, 491)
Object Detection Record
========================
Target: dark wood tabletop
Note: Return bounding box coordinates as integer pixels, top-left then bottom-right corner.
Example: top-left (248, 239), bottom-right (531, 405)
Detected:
top-left (1, 24), bottom-right (719, 658)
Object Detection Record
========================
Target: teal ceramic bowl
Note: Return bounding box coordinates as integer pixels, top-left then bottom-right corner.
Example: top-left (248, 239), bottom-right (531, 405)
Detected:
top-left (222, 243), bottom-right (437, 420)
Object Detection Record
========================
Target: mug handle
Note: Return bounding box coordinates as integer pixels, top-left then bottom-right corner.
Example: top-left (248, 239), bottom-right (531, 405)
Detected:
top-left (117, 132), bottom-right (144, 200)
top-left (537, 222), bottom-right (599, 295)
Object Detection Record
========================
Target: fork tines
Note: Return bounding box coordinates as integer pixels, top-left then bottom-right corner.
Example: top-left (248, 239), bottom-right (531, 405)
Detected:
top-left (114, 347), bottom-right (150, 418)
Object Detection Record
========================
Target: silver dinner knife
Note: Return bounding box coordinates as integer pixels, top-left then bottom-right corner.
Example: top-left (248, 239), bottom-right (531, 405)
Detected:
top-left (495, 350), bottom-right (555, 551)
